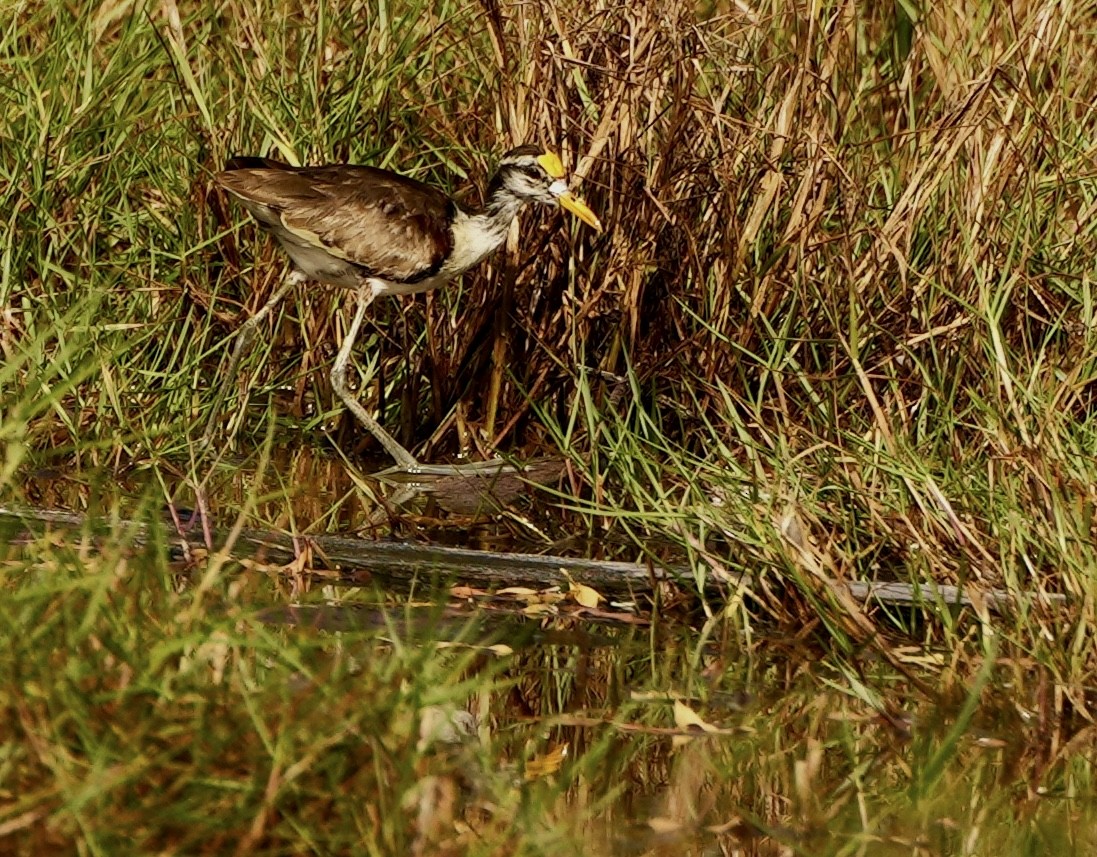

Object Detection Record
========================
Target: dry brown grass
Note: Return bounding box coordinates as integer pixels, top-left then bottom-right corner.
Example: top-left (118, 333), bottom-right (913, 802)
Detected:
top-left (190, 1), bottom-right (1094, 476)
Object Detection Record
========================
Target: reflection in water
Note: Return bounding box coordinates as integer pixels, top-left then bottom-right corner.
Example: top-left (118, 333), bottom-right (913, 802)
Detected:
top-left (1, 497), bottom-right (1091, 856)
top-left (21, 444), bottom-right (676, 563)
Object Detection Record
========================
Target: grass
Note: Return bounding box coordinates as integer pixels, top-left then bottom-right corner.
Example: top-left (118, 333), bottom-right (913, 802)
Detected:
top-left (4, 0), bottom-right (1097, 851)
top-left (1, 534), bottom-right (1093, 853)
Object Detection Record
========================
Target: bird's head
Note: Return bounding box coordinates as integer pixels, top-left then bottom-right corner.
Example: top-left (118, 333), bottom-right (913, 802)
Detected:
top-left (492, 145), bottom-right (602, 231)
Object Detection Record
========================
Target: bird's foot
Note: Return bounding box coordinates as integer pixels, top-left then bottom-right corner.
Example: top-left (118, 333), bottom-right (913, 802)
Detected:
top-left (371, 457), bottom-right (521, 483)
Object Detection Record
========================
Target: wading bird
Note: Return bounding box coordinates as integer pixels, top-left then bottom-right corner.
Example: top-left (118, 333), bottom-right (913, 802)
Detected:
top-left (206, 145), bottom-right (601, 474)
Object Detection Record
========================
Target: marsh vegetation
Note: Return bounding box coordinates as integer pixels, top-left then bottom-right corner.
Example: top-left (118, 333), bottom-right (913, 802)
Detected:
top-left (3, 0), bottom-right (1097, 852)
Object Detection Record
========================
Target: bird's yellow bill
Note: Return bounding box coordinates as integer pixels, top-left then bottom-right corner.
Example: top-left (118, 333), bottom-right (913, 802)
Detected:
top-left (558, 191), bottom-right (603, 232)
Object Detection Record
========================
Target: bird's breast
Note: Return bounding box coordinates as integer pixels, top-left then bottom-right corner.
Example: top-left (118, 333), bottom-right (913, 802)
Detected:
top-left (443, 211), bottom-right (511, 276)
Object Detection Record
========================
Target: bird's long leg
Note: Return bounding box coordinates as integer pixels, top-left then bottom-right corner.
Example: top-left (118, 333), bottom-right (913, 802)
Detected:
top-left (332, 285), bottom-right (519, 478)
top-left (201, 270), bottom-right (303, 445)
top-left (331, 283), bottom-right (422, 471)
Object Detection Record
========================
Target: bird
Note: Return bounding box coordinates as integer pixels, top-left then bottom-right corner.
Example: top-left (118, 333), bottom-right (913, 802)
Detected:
top-left (205, 145), bottom-right (602, 475)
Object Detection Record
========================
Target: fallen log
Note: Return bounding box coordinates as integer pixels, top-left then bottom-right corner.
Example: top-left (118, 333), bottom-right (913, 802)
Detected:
top-left (0, 504), bottom-right (1067, 613)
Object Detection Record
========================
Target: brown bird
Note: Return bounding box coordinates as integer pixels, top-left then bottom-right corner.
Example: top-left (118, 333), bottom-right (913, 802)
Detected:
top-left (206, 145), bottom-right (601, 474)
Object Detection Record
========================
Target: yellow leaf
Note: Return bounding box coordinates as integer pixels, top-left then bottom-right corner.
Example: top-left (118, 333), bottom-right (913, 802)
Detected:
top-left (561, 570), bottom-right (604, 608)
top-left (570, 582), bottom-right (604, 608)
top-left (524, 743), bottom-right (569, 780)
top-left (673, 700), bottom-right (717, 732)
top-left (498, 586), bottom-right (539, 597)
top-left (672, 700), bottom-right (719, 746)
top-left (522, 603), bottom-right (558, 616)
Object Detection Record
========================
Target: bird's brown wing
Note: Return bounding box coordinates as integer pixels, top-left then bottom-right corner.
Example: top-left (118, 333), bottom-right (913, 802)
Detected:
top-left (216, 161), bottom-right (456, 284)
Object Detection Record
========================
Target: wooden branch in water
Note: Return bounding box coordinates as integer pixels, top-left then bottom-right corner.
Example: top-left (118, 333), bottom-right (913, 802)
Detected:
top-left (0, 504), bottom-right (1067, 613)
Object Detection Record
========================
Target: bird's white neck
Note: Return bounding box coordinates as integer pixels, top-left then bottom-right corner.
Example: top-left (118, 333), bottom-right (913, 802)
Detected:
top-left (444, 197), bottom-right (524, 276)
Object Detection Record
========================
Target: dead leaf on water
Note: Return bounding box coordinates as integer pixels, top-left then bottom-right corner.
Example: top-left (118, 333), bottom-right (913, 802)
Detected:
top-left (497, 586), bottom-right (539, 597)
top-left (672, 699), bottom-right (719, 748)
top-left (524, 743), bottom-right (568, 780)
top-left (521, 602), bottom-right (559, 617)
top-left (561, 570), bottom-right (605, 608)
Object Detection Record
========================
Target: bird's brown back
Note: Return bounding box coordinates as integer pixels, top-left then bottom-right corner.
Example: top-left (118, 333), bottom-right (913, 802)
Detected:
top-left (216, 158), bottom-right (457, 284)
